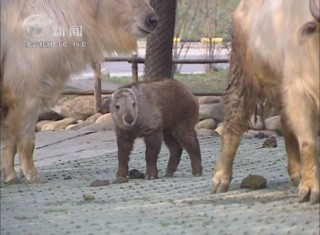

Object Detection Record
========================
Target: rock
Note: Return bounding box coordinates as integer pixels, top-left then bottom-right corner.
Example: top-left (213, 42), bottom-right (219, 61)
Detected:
top-left (58, 96), bottom-right (96, 120)
top-left (36, 120), bottom-right (54, 132)
top-left (240, 174), bottom-right (267, 190)
top-left (199, 102), bottom-right (225, 123)
top-left (65, 121), bottom-right (92, 131)
top-left (196, 128), bottom-right (218, 136)
top-left (243, 130), bottom-right (259, 139)
top-left (90, 179), bottom-right (110, 187)
top-left (79, 122), bottom-right (114, 132)
top-left (83, 193), bottom-right (95, 201)
top-left (41, 117), bottom-right (77, 131)
top-left (214, 123), bottom-right (224, 136)
top-left (95, 113), bottom-right (113, 124)
top-left (38, 110), bottom-right (64, 121)
top-left (196, 118), bottom-right (217, 130)
top-left (85, 113), bottom-right (103, 123)
top-left (265, 115), bottom-right (282, 133)
top-left (249, 115), bottom-right (264, 130)
top-left (253, 130), bottom-right (279, 139)
top-left (198, 96), bottom-right (222, 105)
top-left (128, 169), bottom-right (145, 179)
top-left (99, 96), bottom-right (112, 114)
top-left (262, 136), bottom-right (278, 148)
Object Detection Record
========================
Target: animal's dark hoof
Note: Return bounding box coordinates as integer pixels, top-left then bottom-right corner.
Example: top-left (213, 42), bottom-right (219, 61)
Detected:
top-left (144, 174), bottom-right (158, 180)
top-left (112, 176), bottom-right (129, 184)
top-left (164, 172), bottom-right (174, 177)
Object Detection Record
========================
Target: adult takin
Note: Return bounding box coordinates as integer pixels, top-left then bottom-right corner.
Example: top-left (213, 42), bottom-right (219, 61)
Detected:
top-left (211, 0), bottom-right (319, 204)
top-left (110, 79), bottom-right (203, 183)
top-left (0, 0), bottom-right (157, 184)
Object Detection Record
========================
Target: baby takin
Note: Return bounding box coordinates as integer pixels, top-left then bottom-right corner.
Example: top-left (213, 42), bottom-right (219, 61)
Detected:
top-left (110, 79), bottom-right (203, 183)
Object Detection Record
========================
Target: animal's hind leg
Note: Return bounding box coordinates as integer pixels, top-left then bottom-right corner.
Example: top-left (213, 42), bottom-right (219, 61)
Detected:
top-left (164, 133), bottom-right (183, 177)
top-left (281, 115), bottom-right (301, 187)
top-left (174, 127), bottom-right (202, 176)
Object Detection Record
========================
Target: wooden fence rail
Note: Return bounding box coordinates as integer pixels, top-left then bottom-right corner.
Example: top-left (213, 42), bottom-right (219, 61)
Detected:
top-left (62, 56), bottom-right (230, 111)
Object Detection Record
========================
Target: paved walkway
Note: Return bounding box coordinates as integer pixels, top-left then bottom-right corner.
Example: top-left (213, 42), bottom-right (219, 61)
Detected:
top-left (1, 130), bottom-right (319, 235)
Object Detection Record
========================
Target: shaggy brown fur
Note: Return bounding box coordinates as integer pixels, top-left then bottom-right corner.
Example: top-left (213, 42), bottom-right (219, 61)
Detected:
top-left (212, 0), bottom-right (319, 204)
top-left (110, 79), bottom-right (202, 183)
top-left (0, 0), bottom-right (157, 184)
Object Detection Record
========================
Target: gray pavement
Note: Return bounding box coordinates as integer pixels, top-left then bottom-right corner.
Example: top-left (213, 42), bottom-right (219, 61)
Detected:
top-left (1, 130), bottom-right (319, 235)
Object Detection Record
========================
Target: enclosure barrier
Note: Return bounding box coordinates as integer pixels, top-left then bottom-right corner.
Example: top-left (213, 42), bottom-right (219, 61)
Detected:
top-left (62, 56), bottom-right (229, 112)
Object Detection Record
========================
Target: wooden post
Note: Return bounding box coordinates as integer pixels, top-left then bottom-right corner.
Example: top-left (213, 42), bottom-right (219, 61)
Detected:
top-left (92, 62), bottom-right (102, 112)
top-left (131, 54), bottom-right (138, 82)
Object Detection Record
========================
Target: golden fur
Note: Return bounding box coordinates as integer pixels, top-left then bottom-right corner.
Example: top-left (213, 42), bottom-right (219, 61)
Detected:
top-left (212, 0), bottom-right (319, 204)
top-left (0, 0), bottom-right (156, 184)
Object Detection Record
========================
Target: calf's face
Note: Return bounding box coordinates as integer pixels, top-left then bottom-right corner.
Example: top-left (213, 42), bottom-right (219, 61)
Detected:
top-left (111, 88), bottom-right (138, 129)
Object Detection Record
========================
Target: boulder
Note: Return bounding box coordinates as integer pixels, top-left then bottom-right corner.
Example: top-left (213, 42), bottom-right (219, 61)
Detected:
top-left (198, 96), bottom-right (222, 105)
top-left (65, 121), bottom-right (92, 131)
top-left (196, 128), bottom-right (217, 137)
top-left (265, 115), bottom-right (282, 133)
top-left (38, 110), bottom-right (64, 121)
top-left (41, 117), bottom-right (77, 131)
top-left (95, 113), bottom-right (113, 124)
top-left (214, 123), bottom-right (224, 136)
top-left (86, 113), bottom-right (103, 123)
top-left (196, 118), bottom-right (217, 130)
top-left (79, 122), bottom-right (114, 132)
top-left (36, 120), bottom-right (54, 132)
top-left (199, 101), bottom-right (225, 123)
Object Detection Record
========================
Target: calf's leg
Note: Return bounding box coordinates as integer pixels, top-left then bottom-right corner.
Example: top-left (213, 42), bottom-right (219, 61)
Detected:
top-left (114, 135), bottom-right (134, 183)
top-left (164, 133), bottom-right (183, 177)
top-left (174, 127), bottom-right (202, 176)
top-left (144, 133), bottom-right (162, 180)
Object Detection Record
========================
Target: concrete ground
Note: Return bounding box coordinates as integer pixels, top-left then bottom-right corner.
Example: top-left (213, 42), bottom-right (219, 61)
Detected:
top-left (1, 130), bottom-right (319, 235)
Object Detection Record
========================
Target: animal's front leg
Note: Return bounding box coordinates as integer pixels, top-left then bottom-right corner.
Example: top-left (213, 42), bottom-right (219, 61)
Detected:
top-left (113, 136), bottom-right (134, 184)
top-left (1, 138), bottom-right (19, 184)
top-left (19, 137), bottom-right (47, 183)
top-left (144, 133), bottom-right (162, 180)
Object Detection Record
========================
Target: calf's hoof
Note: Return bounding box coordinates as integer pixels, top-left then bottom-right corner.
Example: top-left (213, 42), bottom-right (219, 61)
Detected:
top-left (164, 172), bottom-right (174, 177)
top-left (112, 176), bottom-right (129, 184)
top-left (144, 174), bottom-right (158, 180)
top-left (192, 166), bottom-right (203, 177)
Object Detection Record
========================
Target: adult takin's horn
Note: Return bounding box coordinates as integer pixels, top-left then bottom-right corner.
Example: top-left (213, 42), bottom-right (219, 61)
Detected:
top-left (310, 0), bottom-right (320, 22)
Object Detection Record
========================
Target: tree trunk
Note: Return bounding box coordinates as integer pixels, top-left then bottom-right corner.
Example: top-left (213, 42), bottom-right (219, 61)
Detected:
top-left (144, 0), bottom-right (177, 81)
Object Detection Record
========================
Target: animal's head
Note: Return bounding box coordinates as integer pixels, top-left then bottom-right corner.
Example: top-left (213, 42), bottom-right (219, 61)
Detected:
top-left (298, 0), bottom-right (320, 45)
top-left (96, 0), bottom-right (157, 52)
top-left (110, 88), bottom-right (139, 129)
